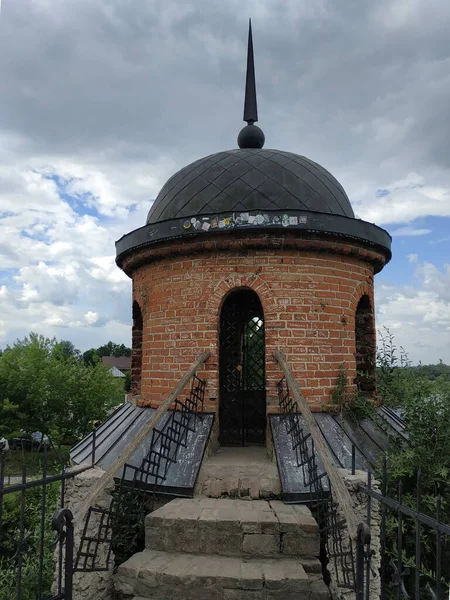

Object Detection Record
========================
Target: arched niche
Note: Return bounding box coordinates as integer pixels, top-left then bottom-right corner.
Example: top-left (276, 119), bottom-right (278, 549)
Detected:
top-left (132, 300), bottom-right (143, 395)
top-left (355, 295), bottom-right (376, 393)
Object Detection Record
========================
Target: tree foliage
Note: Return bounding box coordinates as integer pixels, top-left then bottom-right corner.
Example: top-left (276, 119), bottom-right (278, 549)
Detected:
top-left (0, 333), bottom-right (123, 444)
top-left (0, 483), bottom-right (60, 600)
top-left (82, 341), bottom-right (131, 366)
top-left (375, 329), bottom-right (450, 595)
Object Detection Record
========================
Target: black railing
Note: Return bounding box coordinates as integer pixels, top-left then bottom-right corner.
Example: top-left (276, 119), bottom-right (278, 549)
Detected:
top-left (75, 373), bottom-right (207, 572)
top-left (0, 373), bottom-right (207, 597)
top-left (0, 448), bottom-right (90, 600)
top-left (277, 375), bottom-right (357, 590)
top-left (358, 463), bottom-right (450, 600)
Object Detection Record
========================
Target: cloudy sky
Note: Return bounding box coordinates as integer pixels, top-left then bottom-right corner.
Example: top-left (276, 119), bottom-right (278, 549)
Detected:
top-left (0, 0), bottom-right (449, 363)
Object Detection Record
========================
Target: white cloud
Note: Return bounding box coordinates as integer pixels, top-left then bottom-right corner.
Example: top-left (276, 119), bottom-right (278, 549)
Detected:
top-left (376, 258), bottom-right (450, 363)
top-left (390, 226), bottom-right (432, 237)
top-left (85, 311), bottom-right (99, 325)
top-left (0, 142), bottom-right (145, 349)
top-left (0, 0), bottom-right (450, 361)
top-left (355, 173), bottom-right (450, 226)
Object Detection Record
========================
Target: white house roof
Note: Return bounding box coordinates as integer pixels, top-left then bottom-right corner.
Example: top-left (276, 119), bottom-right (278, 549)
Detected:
top-left (109, 366), bottom-right (126, 378)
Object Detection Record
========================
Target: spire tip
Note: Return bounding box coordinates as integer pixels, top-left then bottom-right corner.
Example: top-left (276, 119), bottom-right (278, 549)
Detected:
top-left (239, 19), bottom-right (265, 149)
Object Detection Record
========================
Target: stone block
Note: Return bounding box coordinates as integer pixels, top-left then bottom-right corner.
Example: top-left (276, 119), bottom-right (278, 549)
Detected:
top-left (259, 511), bottom-right (280, 534)
top-left (157, 553), bottom-right (195, 587)
top-left (243, 533), bottom-right (279, 556)
top-left (262, 561), bottom-right (286, 590)
top-left (309, 576), bottom-right (332, 600)
top-left (241, 519), bottom-right (261, 534)
top-left (199, 532), bottom-right (243, 556)
top-left (282, 532), bottom-right (320, 557)
top-left (208, 478), bottom-right (225, 497)
top-left (281, 562), bottom-right (311, 592)
top-left (224, 476), bottom-right (240, 497)
top-left (250, 484), bottom-right (260, 499)
top-left (240, 561), bottom-right (264, 589)
top-left (223, 590), bottom-right (263, 600)
top-left (266, 594), bottom-right (302, 600)
top-left (299, 557), bottom-right (323, 573)
top-left (259, 478), bottom-right (276, 498)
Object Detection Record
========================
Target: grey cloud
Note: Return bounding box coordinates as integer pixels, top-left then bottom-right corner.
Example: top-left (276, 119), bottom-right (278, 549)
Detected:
top-left (2, 0), bottom-right (450, 184)
top-left (1, 0), bottom-right (450, 357)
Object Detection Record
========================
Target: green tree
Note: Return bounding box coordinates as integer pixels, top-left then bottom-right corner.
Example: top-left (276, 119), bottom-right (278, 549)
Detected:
top-left (53, 339), bottom-right (81, 361)
top-left (0, 333), bottom-right (123, 445)
top-left (0, 398), bottom-right (20, 439)
top-left (82, 347), bottom-right (101, 366)
top-left (375, 331), bottom-right (450, 594)
top-left (96, 341), bottom-right (131, 358)
top-left (83, 341), bottom-right (131, 366)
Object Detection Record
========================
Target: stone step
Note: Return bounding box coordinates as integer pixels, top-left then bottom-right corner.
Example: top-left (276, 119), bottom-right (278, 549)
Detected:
top-left (195, 447), bottom-right (282, 499)
top-left (115, 549), bottom-right (329, 600)
top-left (145, 498), bottom-right (320, 558)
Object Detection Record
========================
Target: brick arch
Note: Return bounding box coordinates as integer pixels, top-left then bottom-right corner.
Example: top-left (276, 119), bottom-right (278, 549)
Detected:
top-left (351, 283), bottom-right (376, 394)
top-left (131, 300), bottom-right (143, 396)
top-left (206, 273), bottom-right (277, 321)
top-left (349, 281), bottom-right (374, 324)
top-left (351, 281), bottom-right (374, 308)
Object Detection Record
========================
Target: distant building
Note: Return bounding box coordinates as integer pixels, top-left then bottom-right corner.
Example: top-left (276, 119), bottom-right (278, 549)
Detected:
top-left (108, 365), bottom-right (126, 379)
top-left (101, 356), bottom-right (131, 374)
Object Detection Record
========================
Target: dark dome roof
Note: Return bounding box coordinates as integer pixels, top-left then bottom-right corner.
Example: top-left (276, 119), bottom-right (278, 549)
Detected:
top-left (146, 149), bottom-right (354, 225)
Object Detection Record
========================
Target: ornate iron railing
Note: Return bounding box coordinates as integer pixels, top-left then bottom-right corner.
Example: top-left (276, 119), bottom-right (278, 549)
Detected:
top-left (277, 374), bottom-right (357, 590)
top-left (74, 371), bottom-right (207, 572)
top-left (359, 463), bottom-right (450, 600)
top-left (0, 448), bottom-right (89, 600)
top-left (276, 366), bottom-right (450, 600)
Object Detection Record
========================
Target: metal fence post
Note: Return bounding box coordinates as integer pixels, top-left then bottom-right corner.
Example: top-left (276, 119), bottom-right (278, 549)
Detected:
top-left (356, 522), bottom-right (371, 600)
top-left (64, 510), bottom-right (74, 600)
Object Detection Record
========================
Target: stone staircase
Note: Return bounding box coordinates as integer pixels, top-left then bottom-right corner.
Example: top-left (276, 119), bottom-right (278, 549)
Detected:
top-left (114, 497), bottom-right (329, 600)
top-left (195, 447), bottom-right (282, 499)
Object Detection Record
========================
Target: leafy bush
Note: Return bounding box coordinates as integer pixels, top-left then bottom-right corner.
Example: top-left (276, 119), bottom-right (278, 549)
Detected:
top-left (0, 333), bottom-right (124, 444)
top-left (0, 482), bottom-right (60, 600)
top-left (375, 330), bottom-right (450, 597)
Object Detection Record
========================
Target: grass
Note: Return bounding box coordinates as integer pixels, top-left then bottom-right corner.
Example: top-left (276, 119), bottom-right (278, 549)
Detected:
top-left (2, 446), bottom-right (72, 479)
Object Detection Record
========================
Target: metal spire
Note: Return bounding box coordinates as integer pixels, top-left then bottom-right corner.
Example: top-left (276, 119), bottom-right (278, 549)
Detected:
top-left (238, 19), bottom-right (265, 149)
top-left (243, 18), bottom-right (258, 125)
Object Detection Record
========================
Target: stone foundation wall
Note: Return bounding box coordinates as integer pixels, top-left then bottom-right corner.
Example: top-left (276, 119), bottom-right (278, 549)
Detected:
top-left (327, 469), bottom-right (381, 600)
top-left (58, 468), bottom-right (115, 600)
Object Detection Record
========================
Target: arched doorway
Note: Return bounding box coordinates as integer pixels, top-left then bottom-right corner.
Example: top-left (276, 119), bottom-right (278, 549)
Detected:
top-left (219, 289), bottom-right (266, 446)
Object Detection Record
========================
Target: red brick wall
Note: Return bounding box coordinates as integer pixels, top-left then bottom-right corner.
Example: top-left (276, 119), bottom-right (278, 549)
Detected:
top-left (123, 233), bottom-right (386, 418)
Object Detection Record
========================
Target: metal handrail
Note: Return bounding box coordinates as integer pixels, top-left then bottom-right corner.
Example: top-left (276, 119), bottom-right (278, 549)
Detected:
top-left (273, 349), bottom-right (362, 542)
top-left (74, 350), bottom-right (210, 526)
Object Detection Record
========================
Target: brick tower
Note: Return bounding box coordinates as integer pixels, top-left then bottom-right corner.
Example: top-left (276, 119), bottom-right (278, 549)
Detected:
top-left (115, 24), bottom-right (391, 448)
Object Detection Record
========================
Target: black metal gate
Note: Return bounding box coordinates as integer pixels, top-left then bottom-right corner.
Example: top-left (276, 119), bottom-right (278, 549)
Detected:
top-left (219, 289), bottom-right (266, 445)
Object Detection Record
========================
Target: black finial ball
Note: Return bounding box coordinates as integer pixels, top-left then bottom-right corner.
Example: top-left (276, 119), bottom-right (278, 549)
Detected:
top-left (238, 124), bottom-right (265, 149)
